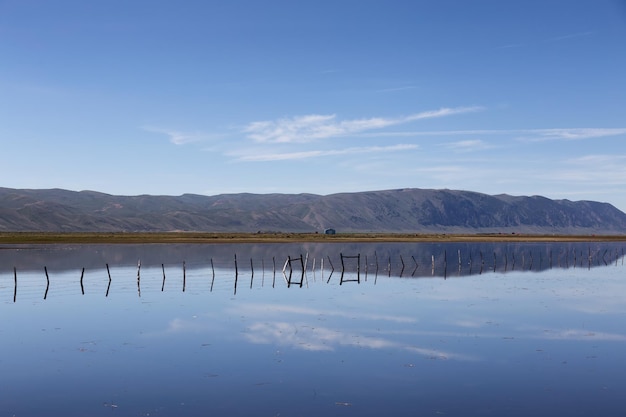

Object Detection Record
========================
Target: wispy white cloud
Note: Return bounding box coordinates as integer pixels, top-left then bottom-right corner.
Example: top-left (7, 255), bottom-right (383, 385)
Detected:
top-left (404, 346), bottom-right (478, 361)
top-left (243, 106), bottom-right (484, 144)
top-left (367, 129), bottom-right (499, 137)
top-left (450, 319), bottom-right (489, 329)
top-left (405, 107), bottom-right (483, 121)
top-left (443, 139), bottom-right (493, 153)
top-left (142, 126), bottom-right (213, 145)
top-left (360, 128), bottom-right (626, 142)
top-left (546, 31), bottom-right (594, 42)
top-left (234, 144), bottom-right (418, 162)
top-left (552, 154), bottom-right (626, 185)
top-left (568, 154), bottom-right (626, 165)
top-left (537, 328), bottom-right (626, 341)
top-left (232, 303), bottom-right (418, 323)
top-left (524, 128), bottom-right (626, 142)
top-left (494, 32), bottom-right (593, 52)
top-left (243, 320), bottom-right (477, 360)
top-left (164, 318), bottom-right (206, 333)
top-left (244, 321), bottom-right (397, 351)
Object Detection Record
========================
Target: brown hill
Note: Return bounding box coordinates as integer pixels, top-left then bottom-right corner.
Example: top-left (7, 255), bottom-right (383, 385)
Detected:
top-left (1, 187), bottom-right (625, 234)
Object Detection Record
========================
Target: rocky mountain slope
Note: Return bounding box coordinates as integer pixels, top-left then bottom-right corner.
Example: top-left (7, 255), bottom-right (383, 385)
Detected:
top-left (1, 187), bottom-right (625, 234)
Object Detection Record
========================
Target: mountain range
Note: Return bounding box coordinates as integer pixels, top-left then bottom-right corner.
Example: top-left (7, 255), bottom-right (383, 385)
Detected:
top-left (1, 187), bottom-right (625, 234)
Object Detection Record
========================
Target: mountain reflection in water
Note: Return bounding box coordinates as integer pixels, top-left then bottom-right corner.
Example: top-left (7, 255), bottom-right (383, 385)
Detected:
top-left (1, 242), bottom-right (625, 416)
top-left (1, 241), bottom-right (623, 276)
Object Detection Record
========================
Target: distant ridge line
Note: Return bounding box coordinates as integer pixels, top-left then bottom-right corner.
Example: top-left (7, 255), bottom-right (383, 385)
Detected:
top-left (1, 187), bottom-right (625, 234)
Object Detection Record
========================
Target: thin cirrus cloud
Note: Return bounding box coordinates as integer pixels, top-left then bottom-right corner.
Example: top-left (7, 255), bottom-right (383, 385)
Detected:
top-left (552, 154), bottom-right (626, 184)
top-left (243, 106), bottom-right (483, 144)
top-left (442, 139), bottom-right (493, 153)
top-left (234, 144), bottom-right (419, 162)
top-left (244, 321), bottom-right (400, 352)
top-left (536, 328), bottom-right (626, 342)
top-left (546, 31), bottom-right (594, 42)
top-left (142, 126), bottom-right (208, 145)
top-left (231, 303), bottom-right (418, 324)
top-left (568, 154), bottom-right (626, 165)
top-left (360, 127), bottom-right (626, 141)
top-left (243, 320), bottom-right (478, 360)
top-left (525, 128), bottom-right (626, 141)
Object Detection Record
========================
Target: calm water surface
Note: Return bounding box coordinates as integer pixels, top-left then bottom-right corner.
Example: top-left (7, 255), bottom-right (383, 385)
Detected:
top-left (1, 242), bottom-right (625, 416)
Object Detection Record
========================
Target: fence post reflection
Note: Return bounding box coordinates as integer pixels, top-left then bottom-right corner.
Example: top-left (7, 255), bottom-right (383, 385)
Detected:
top-left (44, 266), bottom-right (50, 300)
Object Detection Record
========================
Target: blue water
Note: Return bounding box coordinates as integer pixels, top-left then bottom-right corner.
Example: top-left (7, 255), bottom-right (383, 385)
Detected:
top-left (1, 242), bottom-right (625, 416)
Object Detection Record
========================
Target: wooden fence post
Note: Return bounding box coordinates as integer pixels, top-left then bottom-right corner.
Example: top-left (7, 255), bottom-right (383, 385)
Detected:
top-left (43, 266), bottom-right (50, 300)
top-left (250, 258), bottom-right (254, 289)
top-left (106, 264), bottom-right (112, 297)
top-left (210, 258), bottom-right (215, 292)
top-left (136, 260), bottom-right (141, 297)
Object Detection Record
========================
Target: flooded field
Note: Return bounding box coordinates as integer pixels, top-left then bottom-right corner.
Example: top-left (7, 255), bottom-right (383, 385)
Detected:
top-left (1, 242), bottom-right (625, 416)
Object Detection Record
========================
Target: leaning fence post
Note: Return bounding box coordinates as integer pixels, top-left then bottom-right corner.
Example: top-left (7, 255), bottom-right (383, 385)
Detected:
top-left (250, 258), bottom-right (254, 289)
top-left (234, 254), bottom-right (239, 295)
top-left (43, 266), bottom-right (51, 298)
top-left (262, 258), bottom-right (265, 287)
top-left (44, 266), bottom-right (50, 300)
top-left (272, 256), bottom-right (276, 288)
top-left (106, 264), bottom-right (112, 297)
top-left (374, 251), bottom-right (379, 274)
top-left (411, 255), bottom-right (419, 276)
top-left (14, 267), bottom-right (17, 302)
top-left (136, 260), bottom-right (142, 298)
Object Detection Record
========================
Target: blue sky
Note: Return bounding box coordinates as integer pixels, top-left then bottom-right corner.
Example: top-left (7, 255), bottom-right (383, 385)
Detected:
top-left (2, 1), bottom-right (626, 211)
